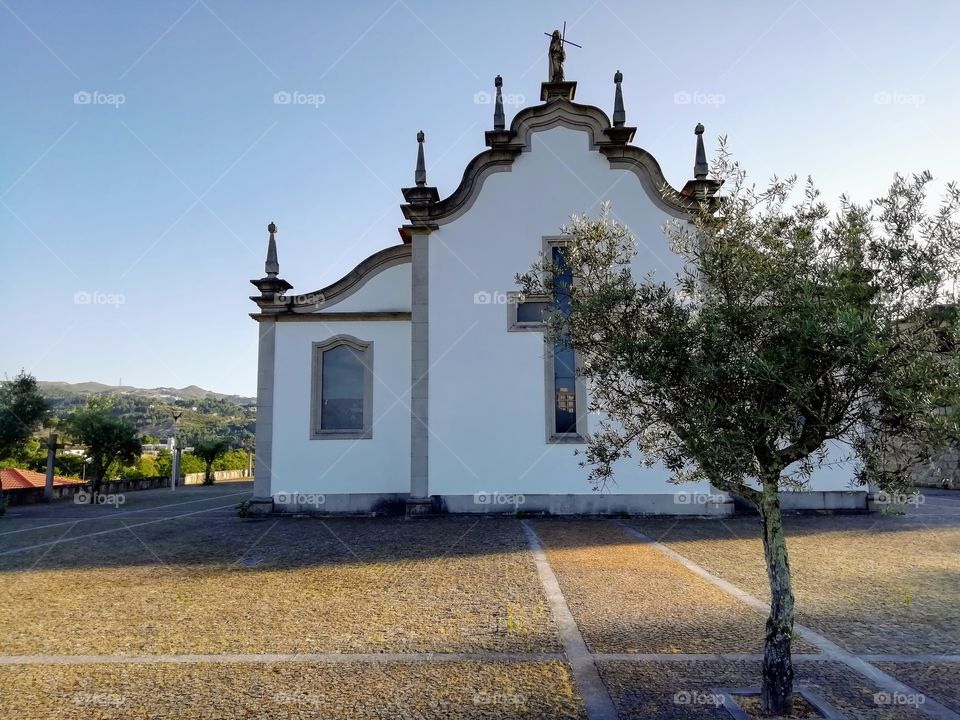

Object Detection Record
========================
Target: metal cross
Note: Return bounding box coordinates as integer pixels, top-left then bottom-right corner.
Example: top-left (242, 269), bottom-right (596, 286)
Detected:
top-left (543, 21), bottom-right (582, 49)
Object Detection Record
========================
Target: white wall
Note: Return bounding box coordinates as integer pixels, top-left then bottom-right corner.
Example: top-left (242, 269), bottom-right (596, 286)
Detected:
top-left (428, 126), bottom-right (714, 497)
top-left (318, 263), bottom-right (411, 313)
top-left (271, 319), bottom-right (411, 495)
top-left (427, 126), bottom-right (856, 497)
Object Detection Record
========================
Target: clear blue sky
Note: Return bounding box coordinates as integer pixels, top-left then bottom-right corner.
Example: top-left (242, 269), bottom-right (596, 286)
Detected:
top-left (2, 0), bottom-right (957, 397)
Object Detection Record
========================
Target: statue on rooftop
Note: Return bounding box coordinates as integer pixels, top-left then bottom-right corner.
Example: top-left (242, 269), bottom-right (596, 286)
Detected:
top-left (548, 30), bottom-right (565, 82)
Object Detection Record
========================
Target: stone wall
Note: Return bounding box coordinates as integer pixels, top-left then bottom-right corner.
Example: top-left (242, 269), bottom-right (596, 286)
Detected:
top-left (3, 476), bottom-right (169, 507)
top-left (182, 469), bottom-right (250, 485)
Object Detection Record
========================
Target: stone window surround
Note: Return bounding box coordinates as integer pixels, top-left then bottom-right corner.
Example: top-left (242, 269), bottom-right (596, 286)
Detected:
top-left (507, 236), bottom-right (588, 444)
top-left (310, 335), bottom-right (374, 440)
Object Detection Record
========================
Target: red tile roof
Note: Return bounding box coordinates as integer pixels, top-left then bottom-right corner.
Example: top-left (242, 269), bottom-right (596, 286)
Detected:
top-left (0, 468), bottom-right (85, 491)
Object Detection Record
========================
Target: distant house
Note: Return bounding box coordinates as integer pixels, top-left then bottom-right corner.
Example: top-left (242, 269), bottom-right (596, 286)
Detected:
top-left (0, 468), bottom-right (85, 505)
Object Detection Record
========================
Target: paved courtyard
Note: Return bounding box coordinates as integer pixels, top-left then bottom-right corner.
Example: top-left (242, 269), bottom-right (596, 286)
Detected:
top-left (0, 482), bottom-right (957, 719)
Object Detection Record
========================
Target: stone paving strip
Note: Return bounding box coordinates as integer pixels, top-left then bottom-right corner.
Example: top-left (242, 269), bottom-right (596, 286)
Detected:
top-left (615, 522), bottom-right (960, 720)
top-left (0, 660), bottom-right (586, 719)
top-left (522, 520), bottom-right (618, 720)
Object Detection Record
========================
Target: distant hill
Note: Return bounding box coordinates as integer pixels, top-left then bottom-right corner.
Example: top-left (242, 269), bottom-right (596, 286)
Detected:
top-left (38, 381), bottom-right (255, 407)
top-left (37, 381), bottom-right (256, 448)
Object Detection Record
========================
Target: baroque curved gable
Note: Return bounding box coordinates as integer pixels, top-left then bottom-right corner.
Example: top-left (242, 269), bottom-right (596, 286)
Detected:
top-left (400, 97), bottom-right (706, 240)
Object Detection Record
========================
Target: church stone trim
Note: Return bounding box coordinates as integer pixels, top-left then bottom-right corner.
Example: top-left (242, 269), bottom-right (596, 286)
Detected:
top-left (408, 231), bottom-right (430, 513)
top-left (400, 96), bottom-right (698, 237)
top-left (250, 319), bottom-right (278, 514)
top-left (310, 336), bottom-right (374, 441)
top-left (268, 312), bottom-right (411, 322)
top-left (290, 244), bottom-right (411, 314)
top-left (506, 291), bottom-right (550, 332)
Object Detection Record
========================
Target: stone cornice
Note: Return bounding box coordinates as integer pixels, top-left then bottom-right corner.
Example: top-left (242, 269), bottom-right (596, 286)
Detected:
top-left (251, 311), bottom-right (411, 322)
top-left (250, 244), bottom-right (411, 317)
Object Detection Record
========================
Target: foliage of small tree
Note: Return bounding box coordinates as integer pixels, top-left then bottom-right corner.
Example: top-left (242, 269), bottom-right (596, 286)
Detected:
top-left (518, 148), bottom-right (959, 714)
top-left (120, 455), bottom-right (159, 480)
top-left (192, 439), bottom-right (231, 484)
top-left (214, 448), bottom-right (249, 473)
top-left (178, 452), bottom-right (205, 476)
top-left (0, 372), bottom-right (49, 513)
top-left (155, 448), bottom-right (173, 479)
top-left (65, 408), bottom-right (142, 498)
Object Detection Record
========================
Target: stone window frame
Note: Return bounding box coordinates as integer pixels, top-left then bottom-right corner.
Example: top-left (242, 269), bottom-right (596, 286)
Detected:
top-left (310, 335), bottom-right (374, 440)
top-left (507, 236), bottom-right (588, 444)
top-left (506, 291), bottom-right (551, 332)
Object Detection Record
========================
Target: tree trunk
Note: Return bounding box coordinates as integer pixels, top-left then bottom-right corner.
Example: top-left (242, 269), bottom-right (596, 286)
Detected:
top-left (89, 461), bottom-right (104, 502)
top-left (204, 462), bottom-right (214, 485)
top-left (759, 473), bottom-right (795, 716)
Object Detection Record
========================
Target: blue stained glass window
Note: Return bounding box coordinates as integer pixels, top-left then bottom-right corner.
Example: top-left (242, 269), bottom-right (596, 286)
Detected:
top-left (552, 246), bottom-right (577, 434)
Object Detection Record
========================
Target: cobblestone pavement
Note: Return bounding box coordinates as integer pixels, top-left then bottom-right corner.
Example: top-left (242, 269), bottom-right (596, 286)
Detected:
top-left (598, 659), bottom-right (931, 719)
top-left (0, 661), bottom-right (584, 719)
top-left (0, 483), bottom-right (957, 719)
top-left (627, 494), bottom-right (960, 657)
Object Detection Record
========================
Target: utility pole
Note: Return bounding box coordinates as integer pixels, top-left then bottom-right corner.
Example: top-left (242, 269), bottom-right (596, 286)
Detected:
top-left (41, 431), bottom-right (63, 502)
top-left (170, 411), bottom-right (183, 490)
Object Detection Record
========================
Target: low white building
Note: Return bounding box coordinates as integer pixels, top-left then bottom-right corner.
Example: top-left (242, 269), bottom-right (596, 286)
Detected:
top-left (248, 70), bottom-right (865, 516)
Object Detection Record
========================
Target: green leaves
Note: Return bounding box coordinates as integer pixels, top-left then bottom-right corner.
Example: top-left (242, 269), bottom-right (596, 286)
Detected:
top-left (64, 408), bottom-right (141, 484)
top-left (0, 371), bottom-right (50, 459)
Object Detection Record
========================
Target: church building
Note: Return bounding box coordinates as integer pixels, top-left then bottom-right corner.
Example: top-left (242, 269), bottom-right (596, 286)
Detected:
top-left (247, 51), bottom-right (865, 516)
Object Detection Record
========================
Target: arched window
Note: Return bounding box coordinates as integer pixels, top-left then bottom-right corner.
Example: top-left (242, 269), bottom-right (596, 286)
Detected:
top-left (310, 336), bottom-right (373, 439)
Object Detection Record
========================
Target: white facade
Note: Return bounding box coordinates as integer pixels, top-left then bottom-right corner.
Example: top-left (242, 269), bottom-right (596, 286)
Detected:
top-left (249, 77), bottom-right (865, 515)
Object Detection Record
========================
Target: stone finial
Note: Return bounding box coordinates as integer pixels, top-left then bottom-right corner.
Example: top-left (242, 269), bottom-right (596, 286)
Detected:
top-left (251, 219), bottom-right (292, 306)
top-left (493, 75), bottom-right (505, 131)
top-left (265, 222), bottom-right (279, 277)
top-left (402, 131), bottom-right (440, 208)
top-left (612, 70), bottom-right (626, 128)
top-left (694, 123), bottom-right (708, 180)
top-left (415, 131), bottom-right (426, 186)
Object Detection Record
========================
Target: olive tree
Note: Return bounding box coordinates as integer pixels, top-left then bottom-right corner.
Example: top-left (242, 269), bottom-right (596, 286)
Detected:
top-left (517, 146), bottom-right (959, 714)
top-left (65, 408), bottom-right (141, 499)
